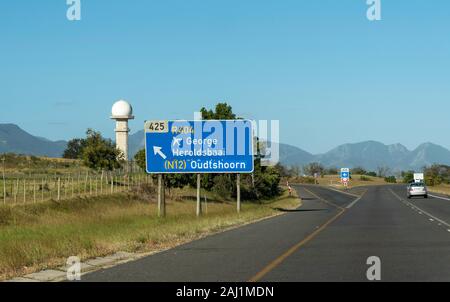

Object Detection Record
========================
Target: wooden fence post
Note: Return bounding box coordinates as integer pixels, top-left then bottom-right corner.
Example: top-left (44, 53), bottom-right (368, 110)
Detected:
top-left (2, 167), bottom-right (5, 205)
top-left (100, 171), bottom-right (104, 194)
top-left (23, 178), bottom-right (26, 204)
top-left (84, 172), bottom-right (88, 196)
top-left (33, 179), bottom-right (36, 203)
top-left (14, 178), bottom-right (19, 204)
top-left (57, 177), bottom-right (61, 201)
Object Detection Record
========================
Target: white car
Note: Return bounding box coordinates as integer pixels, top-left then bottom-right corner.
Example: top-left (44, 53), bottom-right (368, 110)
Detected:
top-left (407, 182), bottom-right (428, 199)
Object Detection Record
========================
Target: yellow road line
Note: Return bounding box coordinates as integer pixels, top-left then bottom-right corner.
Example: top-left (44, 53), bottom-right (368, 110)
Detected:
top-left (248, 186), bottom-right (364, 282)
top-left (248, 208), bottom-right (346, 282)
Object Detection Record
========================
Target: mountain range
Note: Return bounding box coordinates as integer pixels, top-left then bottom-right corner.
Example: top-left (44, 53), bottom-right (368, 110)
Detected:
top-left (128, 130), bottom-right (450, 171)
top-left (1, 124), bottom-right (449, 172)
top-left (279, 140), bottom-right (450, 172)
top-left (0, 124), bottom-right (67, 158)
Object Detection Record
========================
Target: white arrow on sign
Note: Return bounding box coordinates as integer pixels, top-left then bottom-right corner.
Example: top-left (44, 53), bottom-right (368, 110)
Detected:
top-left (153, 146), bottom-right (167, 160)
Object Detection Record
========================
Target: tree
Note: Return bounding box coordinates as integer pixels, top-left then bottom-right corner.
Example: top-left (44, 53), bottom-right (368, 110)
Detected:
top-left (377, 166), bottom-right (391, 178)
top-left (82, 129), bottom-right (124, 171)
top-left (63, 138), bottom-right (86, 159)
top-left (200, 102), bottom-right (237, 120)
top-left (134, 149), bottom-right (146, 171)
top-left (424, 164), bottom-right (450, 186)
top-left (401, 171), bottom-right (415, 183)
top-left (352, 166), bottom-right (367, 175)
top-left (303, 162), bottom-right (325, 177)
top-left (289, 165), bottom-right (301, 178)
top-left (198, 102), bottom-right (282, 200)
top-left (325, 167), bottom-right (338, 175)
top-left (134, 148), bottom-right (191, 190)
top-left (385, 176), bottom-right (397, 183)
top-left (164, 174), bottom-right (191, 191)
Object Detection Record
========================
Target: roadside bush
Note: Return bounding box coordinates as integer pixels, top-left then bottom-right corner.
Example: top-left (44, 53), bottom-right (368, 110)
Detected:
top-left (211, 175), bottom-right (233, 200)
top-left (384, 176), bottom-right (397, 183)
top-left (360, 176), bottom-right (372, 181)
top-left (352, 167), bottom-right (367, 175)
top-left (325, 167), bottom-right (338, 175)
top-left (424, 164), bottom-right (449, 186)
top-left (132, 183), bottom-right (157, 201)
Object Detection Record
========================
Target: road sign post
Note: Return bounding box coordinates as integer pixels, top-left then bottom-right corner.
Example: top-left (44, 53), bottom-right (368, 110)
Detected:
top-left (144, 120), bottom-right (254, 174)
top-left (314, 173), bottom-right (319, 185)
top-left (145, 120), bottom-right (254, 215)
top-left (196, 174), bottom-right (202, 217)
top-left (341, 168), bottom-right (350, 188)
top-left (157, 174), bottom-right (166, 217)
top-left (237, 174), bottom-right (241, 214)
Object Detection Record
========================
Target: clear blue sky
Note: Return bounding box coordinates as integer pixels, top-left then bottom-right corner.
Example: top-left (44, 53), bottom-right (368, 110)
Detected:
top-left (1, 0), bottom-right (449, 153)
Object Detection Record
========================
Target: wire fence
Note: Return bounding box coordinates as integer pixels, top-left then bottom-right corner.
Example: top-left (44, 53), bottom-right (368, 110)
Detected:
top-left (0, 170), bottom-right (153, 206)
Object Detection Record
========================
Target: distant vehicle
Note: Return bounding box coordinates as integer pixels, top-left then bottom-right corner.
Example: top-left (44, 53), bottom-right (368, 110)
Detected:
top-left (407, 182), bottom-right (428, 199)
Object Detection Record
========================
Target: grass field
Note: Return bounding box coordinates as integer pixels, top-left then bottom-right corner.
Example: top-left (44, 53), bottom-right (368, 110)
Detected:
top-left (428, 184), bottom-right (450, 196)
top-left (0, 172), bottom-right (149, 205)
top-left (289, 174), bottom-right (388, 189)
top-left (0, 186), bottom-right (300, 280)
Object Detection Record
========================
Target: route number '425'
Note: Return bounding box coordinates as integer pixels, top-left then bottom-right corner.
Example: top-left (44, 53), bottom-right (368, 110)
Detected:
top-left (146, 121), bottom-right (169, 133)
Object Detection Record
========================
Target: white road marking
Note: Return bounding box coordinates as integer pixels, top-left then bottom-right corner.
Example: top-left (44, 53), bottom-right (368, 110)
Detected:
top-left (429, 194), bottom-right (450, 201)
top-left (389, 189), bottom-right (450, 229)
top-left (346, 192), bottom-right (367, 209)
top-left (326, 186), bottom-right (360, 198)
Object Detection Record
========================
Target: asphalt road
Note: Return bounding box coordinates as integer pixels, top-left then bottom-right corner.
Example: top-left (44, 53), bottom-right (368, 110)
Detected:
top-left (80, 185), bottom-right (450, 282)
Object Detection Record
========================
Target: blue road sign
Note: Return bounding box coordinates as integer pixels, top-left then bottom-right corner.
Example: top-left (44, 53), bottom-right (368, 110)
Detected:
top-left (144, 120), bottom-right (254, 174)
top-left (341, 168), bottom-right (350, 180)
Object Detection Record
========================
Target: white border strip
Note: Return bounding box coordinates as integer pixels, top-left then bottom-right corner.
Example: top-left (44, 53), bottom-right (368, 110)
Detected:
top-left (346, 191), bottom-right (367, 209)
top-left (325, 186), bottom-right (360, 198)
top-left (389, 189), bottom-right (450, 228)
top-left (429, 194), bottom-right (450, 201)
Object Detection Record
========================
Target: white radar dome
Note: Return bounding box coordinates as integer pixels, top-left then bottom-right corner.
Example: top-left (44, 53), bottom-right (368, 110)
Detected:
top-left (112, 100), bottom-right (133, 117)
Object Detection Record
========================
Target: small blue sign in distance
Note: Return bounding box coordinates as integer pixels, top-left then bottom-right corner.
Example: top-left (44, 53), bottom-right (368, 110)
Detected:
top-left (144, 120), bottom-right (254, 174)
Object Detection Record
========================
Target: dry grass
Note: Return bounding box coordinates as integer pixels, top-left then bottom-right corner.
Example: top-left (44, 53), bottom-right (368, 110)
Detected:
top-left (309, 175), bottom-right (387, 189)
top-left (0, 188), bottom-right (300, 280)
top-left (428, 184), bottom-right (450, 196)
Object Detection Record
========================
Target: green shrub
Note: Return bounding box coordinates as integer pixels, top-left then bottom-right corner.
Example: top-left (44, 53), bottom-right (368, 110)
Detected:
top-left (360, 176), bottom-right (372, 181)
top-left (384, 176), bottom-right (397, 183)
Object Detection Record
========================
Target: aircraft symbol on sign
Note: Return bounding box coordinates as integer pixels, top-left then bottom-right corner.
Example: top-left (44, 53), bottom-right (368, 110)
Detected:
top-left (172, 138), bottom-right (182, 147)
